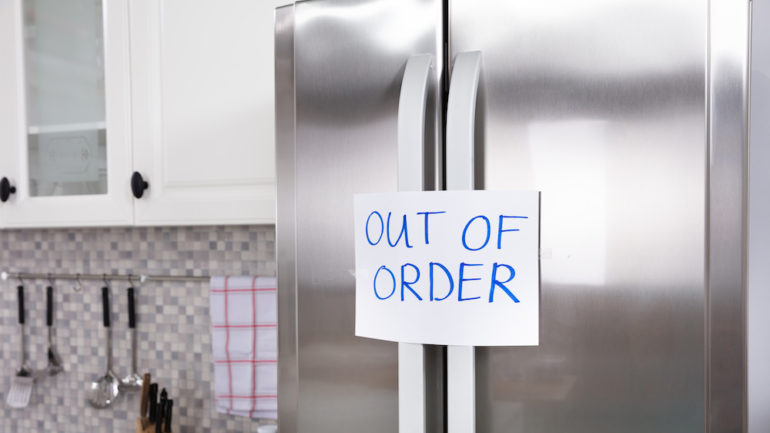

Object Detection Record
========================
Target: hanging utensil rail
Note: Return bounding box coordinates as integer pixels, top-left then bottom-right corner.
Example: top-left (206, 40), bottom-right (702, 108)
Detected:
top-left (0, 271), bottom-right (210, 284)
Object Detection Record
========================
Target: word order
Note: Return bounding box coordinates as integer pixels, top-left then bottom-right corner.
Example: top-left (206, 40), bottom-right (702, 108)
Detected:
top-left (372, 261), bottom-right (519, 303)
top-left (364, 210), bottom-right (528, 303)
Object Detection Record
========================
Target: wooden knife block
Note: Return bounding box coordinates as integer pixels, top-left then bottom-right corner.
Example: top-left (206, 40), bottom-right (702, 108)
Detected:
top-left (136, 417), bottom-right (171, 433)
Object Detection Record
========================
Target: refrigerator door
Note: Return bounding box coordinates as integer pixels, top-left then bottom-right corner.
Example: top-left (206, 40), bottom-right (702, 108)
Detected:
top-left (449, 0), bottom-right (730, 432)
top-left (276, 1), bottom-right (444, 432)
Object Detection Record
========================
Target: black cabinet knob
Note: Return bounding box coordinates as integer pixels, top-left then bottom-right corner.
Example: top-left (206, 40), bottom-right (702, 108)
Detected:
top-left (131, 172), bottom-right (149, 199)
top-left (0, 177), bottom-right (16, 203)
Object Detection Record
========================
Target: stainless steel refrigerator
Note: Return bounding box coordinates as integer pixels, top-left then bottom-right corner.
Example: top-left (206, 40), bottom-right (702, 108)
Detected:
top-left (274, 1), bottom-right (769, 432)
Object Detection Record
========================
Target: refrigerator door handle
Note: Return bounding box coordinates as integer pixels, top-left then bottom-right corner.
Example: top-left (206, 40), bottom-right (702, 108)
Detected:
top-left (446, 50), bottom-right (482, 191)
top-left (396, 54), bottom-right (433, 433)
top-left (445, 50), bottom-right (482, 433)
top-left (398, 54), bottom-right (433, 191)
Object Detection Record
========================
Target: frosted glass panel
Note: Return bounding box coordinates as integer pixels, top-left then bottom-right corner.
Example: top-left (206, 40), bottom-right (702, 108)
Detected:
top-left (23, 0), bottom-right (107, 196)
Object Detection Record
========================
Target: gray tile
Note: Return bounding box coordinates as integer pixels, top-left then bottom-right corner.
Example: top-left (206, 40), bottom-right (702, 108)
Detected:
top-left (0, 225), bottom-right (276, 433)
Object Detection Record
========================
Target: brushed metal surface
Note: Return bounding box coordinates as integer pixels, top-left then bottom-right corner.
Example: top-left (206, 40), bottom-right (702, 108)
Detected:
top-left (275, 5), bottom-right (298, 433)
top-left (709, 0), bottom-right (750, 432)
top-left (289, 1), bottom-right (443, 431)
top-left (450, 1), bottom-right (709, 431)
top-left (749, 2), bottom-right (770, 432)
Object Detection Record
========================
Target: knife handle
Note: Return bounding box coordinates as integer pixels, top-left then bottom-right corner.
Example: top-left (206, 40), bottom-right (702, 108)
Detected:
top-left (165, 400), bottom-right (173, 433)
top-left (102, 286), bottom-right (111, 328)
top-left (46, 286), bottom-right (54, 327)
top-left (157, 388), bottom-right (168, 433)
top-left (17, 285), bottom-right (24, 325)
top-left (127, 287), bottom-right (136, 329)
top-left (140, 373), bottom-right (151, 418)
top-left (156, 401), bottom-right (164, 433)
top-left (149, 383), bottom-right (158, 422)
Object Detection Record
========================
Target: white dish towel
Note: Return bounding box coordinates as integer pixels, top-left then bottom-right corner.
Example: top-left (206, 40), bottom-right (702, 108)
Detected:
top-left (210, 276), bottom-right (278, 420)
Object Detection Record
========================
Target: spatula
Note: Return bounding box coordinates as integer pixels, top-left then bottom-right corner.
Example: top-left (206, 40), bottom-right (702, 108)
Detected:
top-left (7, 285), bottom-right (33, 408)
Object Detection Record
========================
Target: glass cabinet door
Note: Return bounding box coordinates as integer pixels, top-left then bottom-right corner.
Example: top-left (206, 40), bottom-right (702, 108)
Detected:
top-left (0, 0), bottom-right (133, 228)
top-left (24, 0), bottom-right (108, 197)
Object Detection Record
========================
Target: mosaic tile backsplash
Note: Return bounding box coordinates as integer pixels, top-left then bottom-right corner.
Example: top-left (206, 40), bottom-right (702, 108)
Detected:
top-left (0, 225), bottom-right (276, 433)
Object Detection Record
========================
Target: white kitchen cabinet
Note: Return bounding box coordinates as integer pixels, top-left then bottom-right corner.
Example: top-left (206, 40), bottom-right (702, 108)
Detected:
top-left (0, 0), bottom-right (280, 228)
top-left (128, 0), bottom-right (277, 226)
top-left (0, 0), bottom-right (135, 228)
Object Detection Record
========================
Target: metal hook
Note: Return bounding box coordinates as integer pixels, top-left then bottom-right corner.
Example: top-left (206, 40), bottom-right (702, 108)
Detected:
top-left (128, 274), bottom-right (134, 288)
top-left (16, 274), bottom-right (24, 287)
top-left (74, 273), bottom-right (83, 292)
top-left (47, 273), bottom-right (55, 288)
top-left (102, 273), bottom-right (110, 288)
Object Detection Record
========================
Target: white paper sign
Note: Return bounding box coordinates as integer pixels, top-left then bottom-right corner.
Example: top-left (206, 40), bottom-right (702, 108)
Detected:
top-left (354, 190), bottom-right (540, 346)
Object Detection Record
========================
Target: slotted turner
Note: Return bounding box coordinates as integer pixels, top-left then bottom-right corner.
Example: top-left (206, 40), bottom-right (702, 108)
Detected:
top-left (7, 285), bottom-right (33, 408)
top-left (45, 285), bottom-right (64, 375)
top-left (87, 286), bottom-right (120, 408)
top-left (120, 286), bottom-right (142, 389)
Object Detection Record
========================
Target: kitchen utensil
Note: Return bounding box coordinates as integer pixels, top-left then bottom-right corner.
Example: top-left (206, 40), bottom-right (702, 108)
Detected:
top-left (121, 287), bottom-right (143, 389)
top-left (164, 399), bottom-right (173, 433)
top-left (156, 402), bottom-right (164, 433)
top-left (156, 388), bottom-right (168, 433)
top-left (45, 285), bottom-right (64, 375)
top-left (6, 285), bottom-right (33, 408)
top-left (139, 373), bottom-right (151, 429)
top-left (140, 373), bottom-right (151, 418)
top-left (87, 286), bottom-right (120, 408)
top-left (148, 383), bottom-right (158, 422)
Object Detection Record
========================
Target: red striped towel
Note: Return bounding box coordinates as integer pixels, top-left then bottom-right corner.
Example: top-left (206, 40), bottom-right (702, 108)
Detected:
top-left (210, 276), bottom-right (277, 420)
